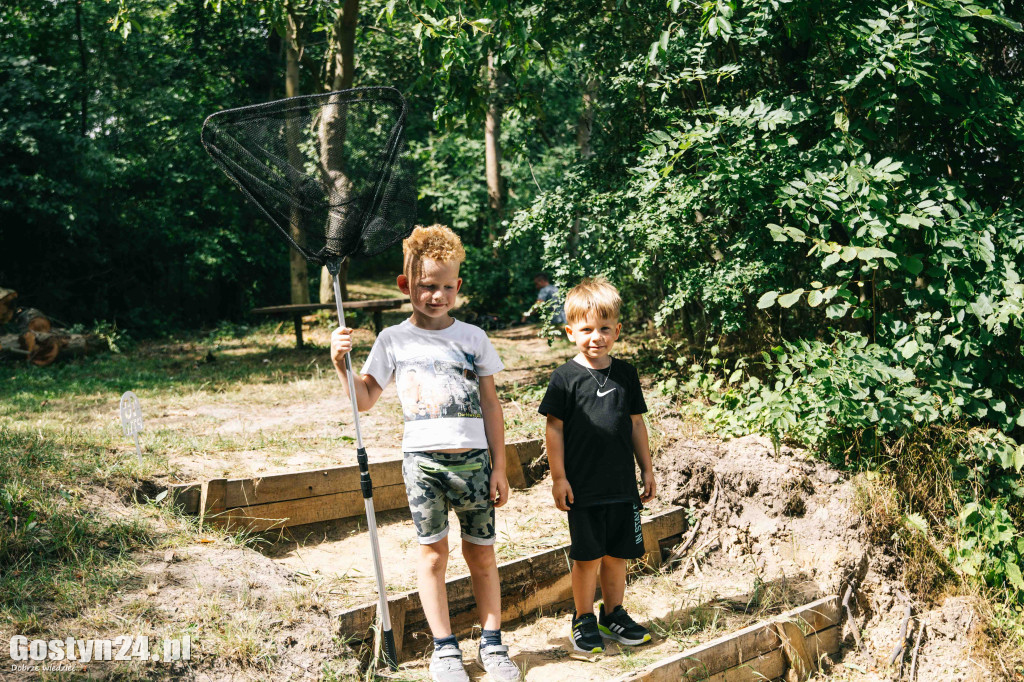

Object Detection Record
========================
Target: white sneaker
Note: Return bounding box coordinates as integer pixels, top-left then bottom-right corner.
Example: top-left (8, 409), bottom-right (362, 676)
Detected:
top-left (477, 643), bottom-right (521, 682)
top-left (430, 643), bottom-right (469, 682)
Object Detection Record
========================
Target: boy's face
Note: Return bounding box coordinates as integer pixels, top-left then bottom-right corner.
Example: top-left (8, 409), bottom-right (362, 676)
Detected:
top-left (565, 312), bottom-right (621, 361)
top-left (398, 258), bottom-right (462, 320)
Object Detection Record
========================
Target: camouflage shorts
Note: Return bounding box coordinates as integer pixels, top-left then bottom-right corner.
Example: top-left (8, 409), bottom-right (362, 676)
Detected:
top-left (402, 449), bottom-right (495, 546)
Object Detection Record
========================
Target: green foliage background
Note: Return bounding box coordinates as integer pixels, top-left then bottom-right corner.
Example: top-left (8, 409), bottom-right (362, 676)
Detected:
top-left (512, 0), bottom-right (1024, 607)
top-left (3, 0), bottom-right (1024, 615)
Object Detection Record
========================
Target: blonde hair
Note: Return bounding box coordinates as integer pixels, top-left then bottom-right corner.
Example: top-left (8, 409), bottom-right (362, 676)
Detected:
top-left (402, 224), bottom-right (466, 277)
top-left (564, 276), bottom-right (621, 325)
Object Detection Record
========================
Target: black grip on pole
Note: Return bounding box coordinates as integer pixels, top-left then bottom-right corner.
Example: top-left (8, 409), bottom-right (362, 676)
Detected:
top-left (381, 628), bottom-right (398, 669)
top-left (357, 447), bottom-right (373, 498)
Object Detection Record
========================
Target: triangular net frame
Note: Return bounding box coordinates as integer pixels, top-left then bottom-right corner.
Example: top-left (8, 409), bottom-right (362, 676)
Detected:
top-left (201, 87), bottom-right (417, 271)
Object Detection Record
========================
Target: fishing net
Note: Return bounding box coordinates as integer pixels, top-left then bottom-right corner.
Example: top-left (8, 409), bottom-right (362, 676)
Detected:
top-left (201, 87), bottom-right (417, 270)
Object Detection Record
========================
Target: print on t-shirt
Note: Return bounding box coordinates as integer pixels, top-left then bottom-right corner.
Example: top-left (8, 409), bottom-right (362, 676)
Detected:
top-left (395, 349), bottom-right (482, 422)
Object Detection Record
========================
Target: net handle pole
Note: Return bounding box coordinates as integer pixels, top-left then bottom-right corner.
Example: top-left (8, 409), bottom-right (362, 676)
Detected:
top-left (331, 270), bottom-right (398, 669)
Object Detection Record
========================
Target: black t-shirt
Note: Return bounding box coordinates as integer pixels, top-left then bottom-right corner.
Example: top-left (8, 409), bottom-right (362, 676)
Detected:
top-left (538, 357), bottom-right (648, 508)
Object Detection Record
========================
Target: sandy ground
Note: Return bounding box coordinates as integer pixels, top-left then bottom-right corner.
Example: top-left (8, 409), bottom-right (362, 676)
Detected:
top-left (37, 318), bottom-right (1006, 681)
top-left (141, 322), bottom-right (577, 484)
top-left (63, 424), bottom-right (1003, 681)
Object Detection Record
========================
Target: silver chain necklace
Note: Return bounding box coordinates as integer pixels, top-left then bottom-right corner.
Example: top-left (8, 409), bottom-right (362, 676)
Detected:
top-left (583, 361), bottom-right (612, 390)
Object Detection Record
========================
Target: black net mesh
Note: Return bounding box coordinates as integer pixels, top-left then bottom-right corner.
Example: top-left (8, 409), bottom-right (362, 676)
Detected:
top-left (201, 87), bottom-right (417, 268)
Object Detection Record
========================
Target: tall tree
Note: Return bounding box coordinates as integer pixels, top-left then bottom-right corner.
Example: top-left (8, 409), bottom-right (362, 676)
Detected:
top-left (318, 0), bottom-right (360, 304)
top-left (283, 4), bottom-right (310, 304)
top-left (484, 50), bottom-right (504, 225)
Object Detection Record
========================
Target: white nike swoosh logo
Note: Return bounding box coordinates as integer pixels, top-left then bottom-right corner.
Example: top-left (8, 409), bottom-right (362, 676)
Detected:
top-left (596, 388), bottom-right (616, 397)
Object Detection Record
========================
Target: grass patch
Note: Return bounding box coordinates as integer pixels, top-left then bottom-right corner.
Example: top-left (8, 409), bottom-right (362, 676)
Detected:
top-left (0, 425), bottom-right (156, 632)
top-left (0, 301), bottom-right (637, 677)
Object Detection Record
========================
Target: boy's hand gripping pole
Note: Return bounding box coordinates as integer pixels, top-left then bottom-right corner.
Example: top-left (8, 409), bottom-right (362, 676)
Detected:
top-left (331, 264), bottom-right (399, 669)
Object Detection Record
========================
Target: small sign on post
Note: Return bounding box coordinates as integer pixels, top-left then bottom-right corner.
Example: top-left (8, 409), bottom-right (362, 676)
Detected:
top-left (119, 391), bottom-right (144, 466)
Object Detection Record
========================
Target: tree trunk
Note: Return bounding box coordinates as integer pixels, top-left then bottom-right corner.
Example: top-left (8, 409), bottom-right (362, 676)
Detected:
top-left (74, 0), bottom-right (89, 137)
top-left (484, 51), bottom-right (504, 238)
top-left (570, 77), bottom-right (597, 254)
top-left (0, 288), bottom-right (17, 324)
top-left (576, 76), bottom-right (597, 158)
top-left (318, 0), bottom-right (359, 305)
top-left (285, 10), bottom-right (310, 305)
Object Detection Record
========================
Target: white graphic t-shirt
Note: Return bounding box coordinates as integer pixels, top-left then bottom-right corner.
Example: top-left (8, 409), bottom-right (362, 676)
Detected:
top-left (362, 319), bottom-right (504, 452)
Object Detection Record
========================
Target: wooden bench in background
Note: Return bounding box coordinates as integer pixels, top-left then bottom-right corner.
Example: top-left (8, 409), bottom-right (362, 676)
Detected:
top-left (250, 297), bottom-right (407, 348)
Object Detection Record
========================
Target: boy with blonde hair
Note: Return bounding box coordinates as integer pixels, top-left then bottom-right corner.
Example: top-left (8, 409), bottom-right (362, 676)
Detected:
top-left (539, 276), bottom-right (657, 653)
top-left (331, 225), bottom-right (520, 682)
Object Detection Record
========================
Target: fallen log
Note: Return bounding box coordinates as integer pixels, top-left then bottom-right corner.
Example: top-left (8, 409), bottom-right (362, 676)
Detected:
top-left (0, 288), bottom-right (16, 324)
top-left (62, 333), bottom-right (106, 358)
top-left (28, 332), bottom-right (63, 367)
top-left (0, 331), bottom-right (104, 366)
top-left (0, 334), bottom-right (29, 359)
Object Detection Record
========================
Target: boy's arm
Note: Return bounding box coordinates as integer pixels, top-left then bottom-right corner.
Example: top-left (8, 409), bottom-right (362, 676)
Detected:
top-left (479, 374), bottom-right (509, 508)
top-left (631, 414), bottom-right (656, 503)
top-left (330, 327), bottom-right (384, 411)
top-left (546, 415), bottom-right (574, 511)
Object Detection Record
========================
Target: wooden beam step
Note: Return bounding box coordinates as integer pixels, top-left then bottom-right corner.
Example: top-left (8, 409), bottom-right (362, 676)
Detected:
top-left (336, 507), bottom-right (686, 661)
top-left (165, 440), bottom-right (544, 524)
top-left (610, 595), bottom-right (841, 682)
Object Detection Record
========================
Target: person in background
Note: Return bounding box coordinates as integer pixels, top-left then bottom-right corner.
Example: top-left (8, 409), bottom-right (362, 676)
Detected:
top-left (521, 273), bottom-right (566, 326)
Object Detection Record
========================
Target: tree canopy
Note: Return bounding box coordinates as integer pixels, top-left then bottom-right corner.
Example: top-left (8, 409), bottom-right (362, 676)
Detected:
top-left (2, 0), bottom-right (1023, 602)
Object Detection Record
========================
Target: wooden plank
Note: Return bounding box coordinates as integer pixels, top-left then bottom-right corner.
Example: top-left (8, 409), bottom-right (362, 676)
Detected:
top-left (703, 649), bottom-right (785, 682)
top-left (501, 571), bottom-right (573, 623)
top-left (514, 440), bottom-right (545, 486)
top-left (775, 595), bottom-right (841, 635)
top-left (168, 439), bottom-right (542, 512)
top-left (610, 596), bottom-right (840, 682)
top-left (222, 459), bottom-right (405, 508)
top-left (641, 507), bottom-right (686, 569)
top-left (211, 483), bottom-right (409, 532)
top-left (504, 441), bottom-right (528, 489)
top-left (251, 298), bottom-right (407, 315)
top-left (400, 562), bottom-right (574, 659)
top-left (804, 624), bottom-right (841, 660)
top-left (387, 600), bottom-right (408, 661)
top-left (199, 478), bottom-right (227, 528)
top-left (337, 508), bottom-right (685, 661)
top-left (167, 484), bottom-right (200, 514)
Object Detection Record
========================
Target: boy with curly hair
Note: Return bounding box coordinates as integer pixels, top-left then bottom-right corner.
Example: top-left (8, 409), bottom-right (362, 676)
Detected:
top-left (331, 225), bottom-right (520, 682)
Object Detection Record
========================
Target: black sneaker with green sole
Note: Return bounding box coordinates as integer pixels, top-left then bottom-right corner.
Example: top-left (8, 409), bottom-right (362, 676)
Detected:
top-left (598, 604), bottom-right (652, 645)
top-left (570, 613), bottom-right (605, 653)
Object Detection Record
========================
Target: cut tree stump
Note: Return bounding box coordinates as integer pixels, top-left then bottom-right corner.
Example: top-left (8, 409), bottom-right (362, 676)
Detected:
top-left (17, 308), bottom-right (51, 334)
top-left (28, 332), bottom-right (63, 366)
top-left (0, 288), bottom-right (17, 324)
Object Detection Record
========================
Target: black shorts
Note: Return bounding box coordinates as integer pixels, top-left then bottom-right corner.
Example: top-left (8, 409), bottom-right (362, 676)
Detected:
top-left (567, 501), bottom-right (645, 561)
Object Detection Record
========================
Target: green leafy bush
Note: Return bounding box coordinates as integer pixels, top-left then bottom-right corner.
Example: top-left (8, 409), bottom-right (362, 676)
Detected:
top-left (954, 499), bottom-right (1024, 593)
top-left (510, 0), bottom-right (1024, 606)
